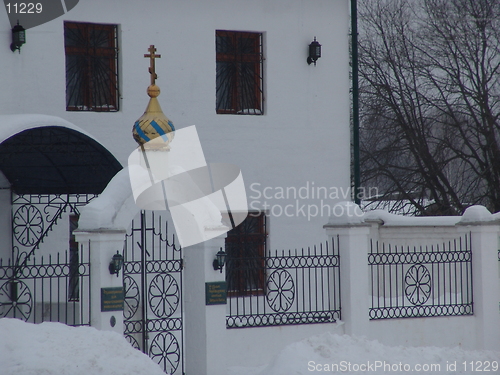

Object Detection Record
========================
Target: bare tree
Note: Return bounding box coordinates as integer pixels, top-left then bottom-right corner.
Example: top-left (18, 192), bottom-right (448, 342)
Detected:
top-left (359, 0), bottom-right (500, 215)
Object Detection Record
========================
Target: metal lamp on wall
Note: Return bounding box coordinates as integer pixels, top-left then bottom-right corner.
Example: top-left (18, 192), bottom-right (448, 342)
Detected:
top-left (213, 249), bottom-right (227, 273)
top-left (10, 21), bottom-right (26, 53)
top-left (109, 251), bottom-right (124, 277)
top-left (307, 37), bottom-right (321, 66)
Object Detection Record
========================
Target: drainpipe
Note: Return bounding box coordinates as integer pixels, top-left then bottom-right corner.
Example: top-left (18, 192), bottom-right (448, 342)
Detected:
top-left (351, 0), bottom-right (361, 205)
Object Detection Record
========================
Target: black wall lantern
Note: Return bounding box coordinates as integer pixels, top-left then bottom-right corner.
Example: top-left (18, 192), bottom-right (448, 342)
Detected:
top-left (10, 21), bottom-right (26, 53)
top-left (212, 248), bottom-right (227, 273)
top-left (307, 37), bottom-right (321, 66)
top-left (109, 251), bottom-right (124, 277)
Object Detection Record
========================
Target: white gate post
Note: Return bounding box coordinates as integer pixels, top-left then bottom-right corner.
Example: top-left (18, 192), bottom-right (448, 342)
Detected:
top-left (324, 201), bottom-right (370, 337)
top-left (183, 235), bottom-right (227, 375)
top-left (74, 229), bottom-right (127, 334)
top-left (457, 206), bottom-right (500, 350)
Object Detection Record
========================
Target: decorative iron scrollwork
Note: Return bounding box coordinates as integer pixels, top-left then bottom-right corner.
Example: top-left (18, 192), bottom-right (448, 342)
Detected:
top-left (148, 274), bottom-right (179, 318)
top-left (405, 264), bottom-right (431, 306)
top-left (149, 332), bottom-right (180, 374)
top-left (0, 280), bottom-right (33, 321)
top-left (125, 334), bottom-right (140, 350)
top-left (266, 269), bottom-right (295, 312)
top-left (122, 211), bottom-right (184, 373)
top-left (13, 205), bottom-right (44, 247)
top-left (123, 275), bottom-right (140, 320)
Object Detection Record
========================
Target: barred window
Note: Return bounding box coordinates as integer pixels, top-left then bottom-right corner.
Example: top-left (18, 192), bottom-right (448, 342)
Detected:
top-left (64, 22), bottom-right (119, 111)
top-left (216, 30), bottom-right (264, 115)
top-left (225, 212), bottom-right (267, 296)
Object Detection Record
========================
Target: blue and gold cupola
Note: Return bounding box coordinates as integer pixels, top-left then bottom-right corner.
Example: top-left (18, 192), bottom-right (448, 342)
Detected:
top-left (132, 45), bottom-right (175, 148)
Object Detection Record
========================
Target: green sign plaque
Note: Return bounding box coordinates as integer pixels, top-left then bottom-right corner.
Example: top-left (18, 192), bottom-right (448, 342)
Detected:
top-left (101, 287), bottom-right (124, 312)
top-left (205, 281), bottom-right (227, 305)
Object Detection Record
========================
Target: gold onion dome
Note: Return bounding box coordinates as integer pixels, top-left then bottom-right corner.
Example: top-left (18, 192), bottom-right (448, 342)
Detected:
top-left (132, 45), bottom-right (175, 148)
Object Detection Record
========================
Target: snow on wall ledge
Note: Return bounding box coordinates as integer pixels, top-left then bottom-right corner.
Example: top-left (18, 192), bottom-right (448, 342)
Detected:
top-left (326, 202), bottom-right (500, 227)
top-left (77, 167), bottom-right (139, 231)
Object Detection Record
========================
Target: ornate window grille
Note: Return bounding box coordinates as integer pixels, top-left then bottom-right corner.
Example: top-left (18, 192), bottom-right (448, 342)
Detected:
top-left (225, 212), bottom-right (267, 296)
top-left (64, 21), bottom-right (119, 112)
top-left (216, 30), bottom-right (264, 115)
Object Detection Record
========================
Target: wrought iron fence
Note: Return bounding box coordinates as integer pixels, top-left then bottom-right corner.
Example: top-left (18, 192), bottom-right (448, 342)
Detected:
top-left (0, 243), bottom-right (91, 326)
top-left (368, 233), bottom-right (473, 319)
top-left (226, 237), bottom-right (341, 328)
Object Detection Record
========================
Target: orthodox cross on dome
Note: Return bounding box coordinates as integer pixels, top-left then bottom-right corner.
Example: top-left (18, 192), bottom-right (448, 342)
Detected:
top-left (144, 44), bottom-right (161, 85)
top-left (132, 44), bottom-right (174, 148)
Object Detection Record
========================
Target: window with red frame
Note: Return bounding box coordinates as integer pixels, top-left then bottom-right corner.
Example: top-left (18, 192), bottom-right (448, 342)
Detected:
top-left (64, 22), bottom-right (119, 111)
top-left (225, 212), bottom-right (267, 296)
top-left (216, 30), bottom-right (264, 115)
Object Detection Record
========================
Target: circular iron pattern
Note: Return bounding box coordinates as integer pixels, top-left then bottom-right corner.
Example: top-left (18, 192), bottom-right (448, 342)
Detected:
top-left (266, 269), bottom-right (295, 312)
top-left (13, 205), bottom-right (44, 246)
top-left (148, 274), bottom-right (179, 318)
top-left (404, 265), bottom-right (431, 306)
top-left (123, 276), bottom-right (140, 320)
top-left (124, 320), bottom-right (143, 335)
top-left (0, 280), bottom-right (32, 321)
top-left (267, 255), bottom-right (338, 269)
top-left (369, 304), bottom-right (473, 320)
top-left (226, 311), bottom-right (339, 328)
top-left (149, 332), bottom-right (180, 374)
top-left (147, 317), bottom-right (182, 332)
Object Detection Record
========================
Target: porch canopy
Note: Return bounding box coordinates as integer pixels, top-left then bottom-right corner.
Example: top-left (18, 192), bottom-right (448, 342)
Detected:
top-left (0, 115), bottom-right (122, 194)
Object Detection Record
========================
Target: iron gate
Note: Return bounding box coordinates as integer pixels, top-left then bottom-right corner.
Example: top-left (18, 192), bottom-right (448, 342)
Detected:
top-left (122, 211), bottom-right (184, 375)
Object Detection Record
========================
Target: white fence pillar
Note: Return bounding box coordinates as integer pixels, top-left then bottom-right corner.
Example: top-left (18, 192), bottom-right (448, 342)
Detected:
top-left (458, 206), bottom-right (500, 350)
top-left (183, 235), bottom-right (227, 375)
top-left (74, 230), bottom-right (127, 334)
top-left (324, 202), bottom-right (370, 336)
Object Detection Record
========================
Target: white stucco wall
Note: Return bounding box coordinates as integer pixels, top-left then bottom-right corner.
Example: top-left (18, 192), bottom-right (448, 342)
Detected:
top-left (225, 322), bottom-right (344, 368)
top-left (0, 0), bottom-right (350, 251)
top-left (325, 205), bottom-right (500, 352)
top-left (369, 316), bottom-right (478, 350)
top-left (1, 3), bottom-right (353, 369)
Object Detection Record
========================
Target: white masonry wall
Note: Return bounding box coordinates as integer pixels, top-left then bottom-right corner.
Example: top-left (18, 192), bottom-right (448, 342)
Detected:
top-left (0, 0), bottom-right (350, 251)
top-left (325, 205), bottom-right (500, 352)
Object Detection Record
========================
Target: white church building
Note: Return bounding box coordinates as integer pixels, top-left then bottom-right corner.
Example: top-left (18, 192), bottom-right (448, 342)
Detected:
top-left (0, 0), bottom-right (350, 374)
top-left (0, 0), bottom-right (351, 253)
top-left (2, 1), bottom-right (498, 374)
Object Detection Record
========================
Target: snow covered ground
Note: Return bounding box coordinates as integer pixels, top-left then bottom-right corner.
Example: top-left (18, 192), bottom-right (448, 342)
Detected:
top-left (228, 332), bottom-right (499, 375)
top-left (0, 318), bottom-right (164, 375)
top-left (1, 318), bottom-right (498, 375)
